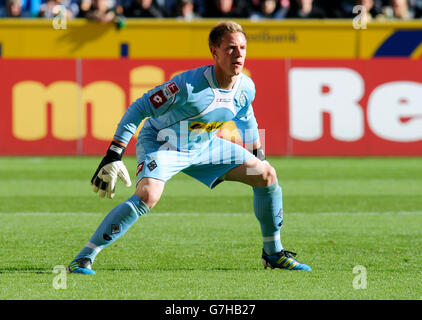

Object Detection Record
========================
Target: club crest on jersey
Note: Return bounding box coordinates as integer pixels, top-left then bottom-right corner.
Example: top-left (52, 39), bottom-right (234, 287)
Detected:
top-left (147, 160), bottom-right (158, 172)
top-left (239, 91), bottom-right (248, 107)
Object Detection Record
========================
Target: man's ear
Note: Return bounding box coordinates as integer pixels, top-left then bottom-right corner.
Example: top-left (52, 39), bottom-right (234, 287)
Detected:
top-left (210, 46), bottom-right (217, 58)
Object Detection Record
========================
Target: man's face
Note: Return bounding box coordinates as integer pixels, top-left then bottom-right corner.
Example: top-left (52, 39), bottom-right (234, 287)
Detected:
top-left (9, 1), bottom-right (22, 16)
top-left (211, 32), bottom-right (247, 77)
top-left (392, 0), bottom-right (407, 16)
top-left (263, 0), bottom-right (276, 14)
top-left (217, 0), bottom-right (233, 13)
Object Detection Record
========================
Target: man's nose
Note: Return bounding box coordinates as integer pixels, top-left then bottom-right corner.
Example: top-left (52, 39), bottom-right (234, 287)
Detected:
top-left (233, 46), bottom-right (243, 57)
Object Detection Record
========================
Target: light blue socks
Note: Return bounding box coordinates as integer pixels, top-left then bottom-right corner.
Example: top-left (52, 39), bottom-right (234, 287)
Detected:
top-left (75, 194), bottom-right (150, 263)
top-left (253, 181), bottom-right (283, 255)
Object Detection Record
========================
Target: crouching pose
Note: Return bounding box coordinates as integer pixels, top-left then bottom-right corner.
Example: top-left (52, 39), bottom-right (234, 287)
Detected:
top-left (68, 21), bottom-right (311, 274)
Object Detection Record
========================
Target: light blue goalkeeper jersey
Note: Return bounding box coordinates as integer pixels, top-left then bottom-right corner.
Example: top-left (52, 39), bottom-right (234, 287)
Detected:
top-left (114, 65), bottom-right (259, 152)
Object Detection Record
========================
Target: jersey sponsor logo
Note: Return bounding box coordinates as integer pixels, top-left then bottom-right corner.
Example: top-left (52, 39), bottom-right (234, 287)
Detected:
top-left (188, 121), bottom-right (225, 133)
top-left (216, 97), bottom-right (232, 103)
top-left (150, 90), bottom-right (168, 108)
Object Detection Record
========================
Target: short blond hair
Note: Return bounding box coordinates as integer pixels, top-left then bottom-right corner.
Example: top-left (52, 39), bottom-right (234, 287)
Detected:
top-left (208, 21), bottom-right (246, 48)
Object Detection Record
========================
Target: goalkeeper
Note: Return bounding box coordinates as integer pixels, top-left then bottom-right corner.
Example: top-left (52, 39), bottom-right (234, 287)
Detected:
top-left (68, 21), bottom-right (311, 274)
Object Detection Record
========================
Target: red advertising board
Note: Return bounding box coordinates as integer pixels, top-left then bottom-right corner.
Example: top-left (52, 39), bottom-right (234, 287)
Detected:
top-left (0, 58), bottom-right (421, 155)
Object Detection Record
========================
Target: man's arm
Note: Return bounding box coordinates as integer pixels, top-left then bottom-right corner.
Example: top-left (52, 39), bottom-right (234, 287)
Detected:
top-left (233, 104), bottom-right (266, 161)
top-left (91, 77), bottom-right (186, 199)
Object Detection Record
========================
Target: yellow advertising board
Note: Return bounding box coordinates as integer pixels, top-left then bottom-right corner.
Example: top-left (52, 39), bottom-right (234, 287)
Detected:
top-left (1, 19), bottom-right (420, 59)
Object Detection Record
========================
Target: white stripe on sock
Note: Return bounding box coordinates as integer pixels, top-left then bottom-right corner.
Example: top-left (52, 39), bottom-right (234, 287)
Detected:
top-left (263, 234), bottom-right (280, 242)
top-left (86, 241), bottom-right (101, 253)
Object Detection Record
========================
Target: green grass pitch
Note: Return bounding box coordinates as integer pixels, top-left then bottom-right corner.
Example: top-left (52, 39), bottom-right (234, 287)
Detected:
top-left (0, 156), bottom-right (421, 300)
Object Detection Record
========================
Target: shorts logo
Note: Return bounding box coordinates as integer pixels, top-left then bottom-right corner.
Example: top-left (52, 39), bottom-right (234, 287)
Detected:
top-left (188, 121), bottom-right (225, 133)
top-left (150, 90), bottom-right (167, 108)
top-left (111, 224), bottom-right (121, 234)
top-left (136, 161), bottom-right (145, 176)
top-left (147, 160), bottom-right (157, 172)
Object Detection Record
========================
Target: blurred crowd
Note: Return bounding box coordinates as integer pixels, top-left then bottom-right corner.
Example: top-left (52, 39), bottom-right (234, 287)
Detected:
top-left (1, 0), bottom-right (422, 21)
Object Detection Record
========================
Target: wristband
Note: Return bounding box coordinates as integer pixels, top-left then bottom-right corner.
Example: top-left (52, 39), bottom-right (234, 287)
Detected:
top-left (252, 147), bottom-right (266, 161)
top-left (106, 141), bottom-right (126, 161)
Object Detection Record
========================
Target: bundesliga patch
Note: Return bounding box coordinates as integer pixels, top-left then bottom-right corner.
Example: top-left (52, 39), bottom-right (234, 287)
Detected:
top-left (147, 160), bottom-right (157, 172)
top-left (167, 82), bottom-right (179, 94)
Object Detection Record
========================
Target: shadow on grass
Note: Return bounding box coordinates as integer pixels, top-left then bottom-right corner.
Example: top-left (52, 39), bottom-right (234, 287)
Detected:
top-left (0, 267), bottom-right (54, 274)
top-left (0, 264), bottom-right (261, 274)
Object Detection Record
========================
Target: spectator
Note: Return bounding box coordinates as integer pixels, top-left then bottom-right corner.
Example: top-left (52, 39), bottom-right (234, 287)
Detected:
top-left (347, 0), bottom-right (387, 17)
top-left (85, 0), bottom-right (116, 22)
top-left (112, 0), bottom-right (125, 15)
top-left (378, 0), bottom-right (414, 19)
top-left (349, 0), bottom-right (382, 22)
top-left (172, 0), bottom-right (200, 20)
top-left (38, 0), bottom-right (59, 17)
top-left (21, 0), bottom-right (42, 17)
top-left (203, 0), bottom-right (252, 18)
top-left (77, 0), bottom-right (91, 17)
top-left (285, 0), bottom-right (326, 18)
top-left (124, 0), bottom-right (164, 18)
top-left (163, 0), bottom-right (202, 17)
top-left (250, 0), bottom-right (289, 19)
top-left (38, 0), bottom-right (78, 18)
top-left (321, 0), bottom-right (348, 17)
top-left (412, 0), bottom-right (422, 17)
top-left (1, 0), bottom-right (32, 16)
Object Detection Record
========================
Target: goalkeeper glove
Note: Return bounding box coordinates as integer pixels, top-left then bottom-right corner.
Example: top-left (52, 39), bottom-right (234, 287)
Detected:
top-left (252, 147), bottom-right (266, 161)
top-left (91, 141), bottom-right (132, 199)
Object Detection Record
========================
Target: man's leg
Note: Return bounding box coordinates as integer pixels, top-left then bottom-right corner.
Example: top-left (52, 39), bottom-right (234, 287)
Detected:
top-left (225, 158), bottom-right (311, 271)
top-left (225, 158), bottom-right (283, 254)
top-left (68, 178), bottom-right (164, 274)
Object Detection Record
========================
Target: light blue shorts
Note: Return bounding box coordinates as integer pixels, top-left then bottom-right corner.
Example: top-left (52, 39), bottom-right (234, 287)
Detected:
top-left (135, 135), bottom-right (254, 189)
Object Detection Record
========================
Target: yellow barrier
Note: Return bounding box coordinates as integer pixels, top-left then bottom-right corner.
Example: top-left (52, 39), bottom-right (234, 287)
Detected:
top-left (1, 18), bottom-right (421, 59)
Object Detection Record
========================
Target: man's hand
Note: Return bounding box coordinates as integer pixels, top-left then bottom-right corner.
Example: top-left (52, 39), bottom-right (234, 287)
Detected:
top-left (91, 141), bottom-right (132, 199)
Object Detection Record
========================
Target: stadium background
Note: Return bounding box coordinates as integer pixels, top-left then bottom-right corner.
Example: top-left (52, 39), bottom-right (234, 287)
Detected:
top-left (1, 0), bottom-right (422, 302)
top-left (1, 2), bottom-right (422, 156)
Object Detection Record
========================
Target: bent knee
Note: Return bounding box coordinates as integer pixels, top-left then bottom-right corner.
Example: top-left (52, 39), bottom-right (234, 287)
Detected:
top-left (135, 178), bottom-right (164, 209)
top-left (139, 191), bottom-right (161, 209)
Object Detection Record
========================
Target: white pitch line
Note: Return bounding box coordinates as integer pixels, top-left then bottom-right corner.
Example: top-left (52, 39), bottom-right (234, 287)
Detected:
top-left (1, 211), bottom-right (422, 217)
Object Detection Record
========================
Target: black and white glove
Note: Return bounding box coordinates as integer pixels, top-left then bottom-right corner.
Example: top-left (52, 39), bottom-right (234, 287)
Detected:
top-left (91, 141), bottom-right (132, 199)
top-left (252, 147), bottom-right (266, 161)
